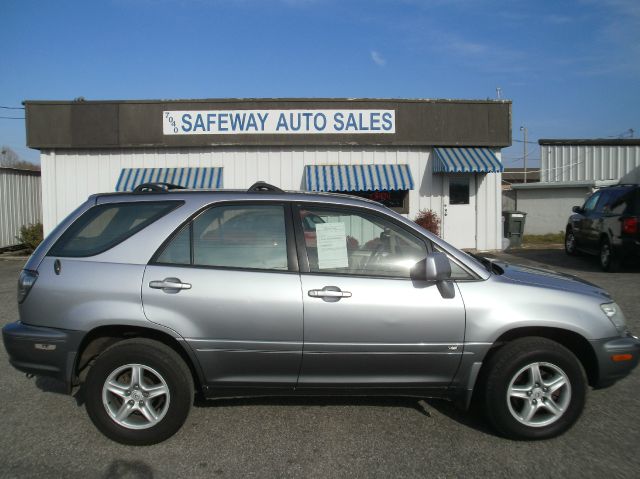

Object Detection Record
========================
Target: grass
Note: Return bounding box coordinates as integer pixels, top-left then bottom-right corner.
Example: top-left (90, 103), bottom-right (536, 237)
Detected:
top-left (522, 232), bottom-right (565, 245)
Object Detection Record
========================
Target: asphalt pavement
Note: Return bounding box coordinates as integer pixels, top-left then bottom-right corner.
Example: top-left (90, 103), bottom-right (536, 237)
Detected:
top-left (0, 249), bottom-right (639, 478)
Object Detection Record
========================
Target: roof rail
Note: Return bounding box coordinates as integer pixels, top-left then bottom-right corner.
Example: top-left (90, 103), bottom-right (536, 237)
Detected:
top-left (133, 182), bottom-right (186, 193)
top-left (247, 181), bottom-right (284, 193)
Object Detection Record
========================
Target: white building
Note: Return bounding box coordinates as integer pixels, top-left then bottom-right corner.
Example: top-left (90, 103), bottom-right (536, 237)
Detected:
top-left (25, 98), bottom-right (511, 250)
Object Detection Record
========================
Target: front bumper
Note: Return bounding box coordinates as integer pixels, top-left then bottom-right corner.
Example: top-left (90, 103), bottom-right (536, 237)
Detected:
top-left (591, 333), bottom-right (640, 388)
top-left (2, 321), bottom-right (83, 393)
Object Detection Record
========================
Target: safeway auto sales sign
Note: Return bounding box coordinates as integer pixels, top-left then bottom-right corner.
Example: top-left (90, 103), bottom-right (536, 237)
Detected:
top-left (162, 110), bottom-right (395, 135)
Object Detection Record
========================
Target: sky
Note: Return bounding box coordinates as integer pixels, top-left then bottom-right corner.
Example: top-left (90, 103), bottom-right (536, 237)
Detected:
top-left (1, 0), bottom-right (639, 167)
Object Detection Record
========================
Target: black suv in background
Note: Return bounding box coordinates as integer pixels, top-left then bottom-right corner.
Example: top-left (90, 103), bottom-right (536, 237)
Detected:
top-left (565, 184), bottom-right (640, 271)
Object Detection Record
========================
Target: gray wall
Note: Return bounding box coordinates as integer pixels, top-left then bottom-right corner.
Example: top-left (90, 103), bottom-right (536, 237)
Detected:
top-left (0, 168), bottom-right (42, 249)
top-left (502, 186), bottom-right (591, 235)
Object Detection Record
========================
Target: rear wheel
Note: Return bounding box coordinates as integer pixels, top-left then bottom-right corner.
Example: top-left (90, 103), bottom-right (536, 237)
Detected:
top-left (85, 338), bottom-right (194, 445)
top-left (599, 239), bottom-right (620, 272)
top-left (483, 337), bottom-right (587, 440)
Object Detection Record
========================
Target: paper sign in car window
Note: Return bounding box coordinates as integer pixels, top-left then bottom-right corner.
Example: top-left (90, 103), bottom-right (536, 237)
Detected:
top-left (316, 222), bottom-right (349, 269)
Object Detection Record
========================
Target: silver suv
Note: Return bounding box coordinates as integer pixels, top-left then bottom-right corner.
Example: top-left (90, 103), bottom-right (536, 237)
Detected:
top-left (3, 182), bottom-right (639, 445)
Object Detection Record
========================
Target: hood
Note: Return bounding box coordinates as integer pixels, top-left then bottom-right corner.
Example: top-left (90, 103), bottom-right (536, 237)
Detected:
top-left (492, 261), bottom-right (611, 300)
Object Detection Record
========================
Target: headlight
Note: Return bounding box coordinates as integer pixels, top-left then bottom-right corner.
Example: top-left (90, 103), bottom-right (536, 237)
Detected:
top-left (601, 302), bottom-right (627, 334)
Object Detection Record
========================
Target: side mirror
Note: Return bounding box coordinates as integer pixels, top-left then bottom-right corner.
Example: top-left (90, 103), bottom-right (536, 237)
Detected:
top-left (411, 252), bottom-right (455, 299)
top-left (412, 252), bottom-right (451, 282)
top-left (572, 206), bottom-right (583, 214)
top-left (425, 251), bottom-right (452, 281)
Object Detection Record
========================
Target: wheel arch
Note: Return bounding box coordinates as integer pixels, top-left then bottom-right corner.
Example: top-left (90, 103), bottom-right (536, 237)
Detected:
top-left (599, 232), bottom-right (610, 245)
top-left (476, 327), bottom-right (599, 391)
top-left (74, 325), bottom-right (205, 394)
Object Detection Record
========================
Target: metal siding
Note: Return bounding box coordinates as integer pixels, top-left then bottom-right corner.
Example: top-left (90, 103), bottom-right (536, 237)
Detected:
top-left (0, 169), bottom-right (43, 249)
top-left (541, 147), bottom-right (548, 182)
top-left (541, 144), bottom-right (640, 183)
top-left (40, 146), bottom-right (502, 250)
top-left (474, 152), bottom-right (502, 250)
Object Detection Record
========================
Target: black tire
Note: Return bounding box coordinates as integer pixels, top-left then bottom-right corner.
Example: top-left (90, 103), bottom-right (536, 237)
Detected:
top-left (599, 239), bottom-right (620, 272)
top-left (85, 338), bottom-right (194, 445)
top-left (483, 337), bottom-right (587, 440)
top-left (564, 229), bottom-right (578, 256)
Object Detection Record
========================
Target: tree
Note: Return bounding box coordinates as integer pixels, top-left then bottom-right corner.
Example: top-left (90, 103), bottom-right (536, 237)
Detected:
top-left (0, 146), bottom-right (40, 171)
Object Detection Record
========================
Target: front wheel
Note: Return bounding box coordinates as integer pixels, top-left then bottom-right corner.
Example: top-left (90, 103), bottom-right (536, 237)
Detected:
top-left (564, 229), bottom-right (578, 255)
top-left (483, 337), bottom-right (587, 440)
top-left (85, 338), bottom-right (194, 445)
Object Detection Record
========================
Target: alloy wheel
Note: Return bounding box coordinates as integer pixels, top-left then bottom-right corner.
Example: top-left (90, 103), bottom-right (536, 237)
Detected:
top-left (101, 363), bottom-right (170, 430)
top-left (506, 362), bottom-right (572, 428)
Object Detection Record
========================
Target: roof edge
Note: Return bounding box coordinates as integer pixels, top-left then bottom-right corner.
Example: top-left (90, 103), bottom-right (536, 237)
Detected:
top-left (23, 97), bottom-right (512, 106)
top-left (539, 138), bottom-right (640, 146)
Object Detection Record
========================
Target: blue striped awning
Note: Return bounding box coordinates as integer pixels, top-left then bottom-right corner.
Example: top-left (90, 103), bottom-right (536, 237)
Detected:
top-left (305, 164), bottom-right (414, 192)
top-left (433, 147), bottom-right (503, 173)
top-left (115, 167), bottom-right (223, 191)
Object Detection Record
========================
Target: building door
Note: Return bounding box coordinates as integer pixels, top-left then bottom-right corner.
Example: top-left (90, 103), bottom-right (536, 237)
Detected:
top-left (442, 175), bottom-right (476, 249)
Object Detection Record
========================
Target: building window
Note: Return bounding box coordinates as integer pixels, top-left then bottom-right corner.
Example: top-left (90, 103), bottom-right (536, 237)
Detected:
top-left (449, 177), bottom-right (470, 205)
top-left (304, 164), bottom-right (414, 214)
top-left (342, 190), bottom-right (409, 213)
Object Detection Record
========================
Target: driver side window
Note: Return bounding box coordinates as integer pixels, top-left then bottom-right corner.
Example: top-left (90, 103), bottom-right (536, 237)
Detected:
top-left (299, 207), bottom-right (426, 278)
top-left (583, 191), bottom-right (601, 213)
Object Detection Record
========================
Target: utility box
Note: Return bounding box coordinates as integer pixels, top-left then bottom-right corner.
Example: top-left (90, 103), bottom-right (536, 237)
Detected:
top-left (502, 210), bottom-right (527, 248)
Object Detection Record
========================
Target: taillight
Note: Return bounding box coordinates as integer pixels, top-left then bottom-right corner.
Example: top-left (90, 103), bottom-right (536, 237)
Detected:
top-left (17, 270), bottom-right (38, 304)
top-left (622, 217), bottom-right (638, 235)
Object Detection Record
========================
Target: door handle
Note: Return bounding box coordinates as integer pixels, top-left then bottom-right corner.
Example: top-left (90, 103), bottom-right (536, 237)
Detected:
top-left (308, 286), bottom-right (352, 300)
top-left (149, 277), bottom-right (192, 292)
top-left (308, 289), bottom-right (352, 298)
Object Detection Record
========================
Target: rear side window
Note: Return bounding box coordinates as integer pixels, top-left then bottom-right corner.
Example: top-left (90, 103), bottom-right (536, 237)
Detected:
top-left (608, 187), bottom-right (638, 215)
top-left (49, 201), bottom-right (181, 257)
top-left (594, 187), bottom-right (636, 215)
top-left (154, 204), bottom-right (289, 271)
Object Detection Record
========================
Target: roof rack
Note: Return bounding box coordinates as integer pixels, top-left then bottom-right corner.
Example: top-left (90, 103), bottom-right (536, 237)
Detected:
top-left (247, 181), bottom-right (284, 193)
top-left (133, 182), bottom-right (186, 193)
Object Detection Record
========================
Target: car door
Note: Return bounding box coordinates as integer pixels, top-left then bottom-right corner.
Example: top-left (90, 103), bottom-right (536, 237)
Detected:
top-left (582, 191), bottom-right (606, 250)
top-left (574, 191), bottom-right (601, 250)
top-left (294, 204), bottom-right (466, 389)
top-left (142, 202), bottom-right (303, 388)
